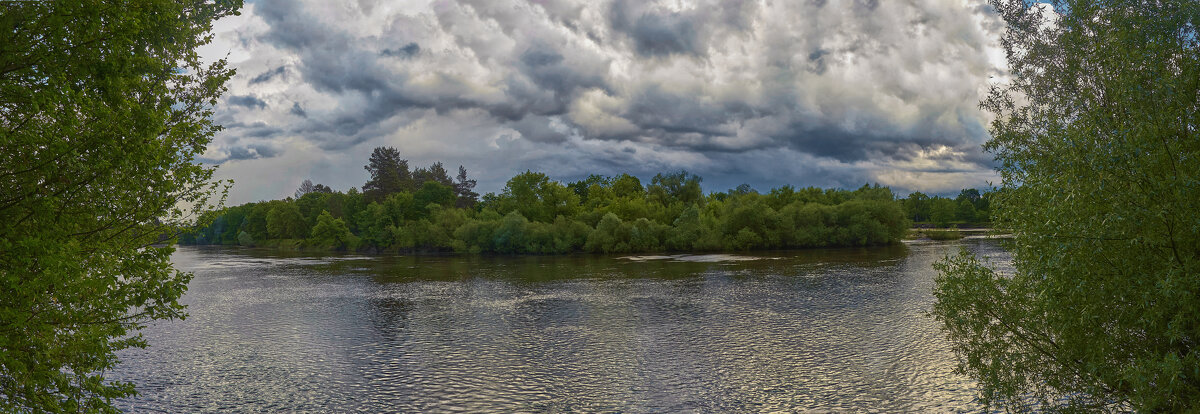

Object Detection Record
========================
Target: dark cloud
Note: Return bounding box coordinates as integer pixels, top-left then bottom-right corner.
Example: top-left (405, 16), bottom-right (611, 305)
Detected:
top-left (609, 0), bottom-right (704, 58)
top-left (381, 42), bottom-right (420, 58)
top-left (290, 102), bottom-right (307, 117)
top-left (856, 0), bottom-right (880, 11)
top-left (628, 12), bottom-right (702, 57)
top-left (520, 48), bottom-right (564, 67)
top-left (248, 66), bottom-right (288, 84)
top-left (224, 120), bottom-right (283, 139)
top-left (241, 126), bottom-right (283, 138)
top-left (200, 143), bottom-right (280, 163)
top-left (807, 49), bottom-right (830, 74)
top-left (511, 115), bottom-right (568, 143)
top-left (781, 125), bottom-right (934, 162)
top-left (513, 45), bottom-right (610, 118)
top-left (229, 144), bottom-right (280, 160)
top-left (227, 94), bottom-right (267, 109)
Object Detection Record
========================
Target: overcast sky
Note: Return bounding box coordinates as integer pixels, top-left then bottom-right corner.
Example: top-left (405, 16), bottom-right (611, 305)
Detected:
top-left (198, 0), bottom-right (1008, 205)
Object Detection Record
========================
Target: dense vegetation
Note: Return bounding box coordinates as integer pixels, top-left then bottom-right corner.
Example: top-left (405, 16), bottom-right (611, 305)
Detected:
top-left (0, 1), bottom-right (239, 412)
top-left (181, 148), bottom-right (933, 253)
top-left (900, 189), bottom-right (992, 228)
top-left (933, 0), bottom-right (1200, 411)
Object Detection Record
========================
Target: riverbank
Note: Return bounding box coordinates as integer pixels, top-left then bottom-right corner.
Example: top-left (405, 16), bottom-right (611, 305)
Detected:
top-left (182, 175), bottom-right (913, 255)
top-left (195, 237), bottom-right (913, 256)
top-left (906, 227), bottom-right (1008, 241)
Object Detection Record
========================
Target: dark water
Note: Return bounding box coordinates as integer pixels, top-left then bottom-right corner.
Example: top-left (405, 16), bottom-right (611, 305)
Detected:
top-left (112, 238), bottom-right (1009, 412)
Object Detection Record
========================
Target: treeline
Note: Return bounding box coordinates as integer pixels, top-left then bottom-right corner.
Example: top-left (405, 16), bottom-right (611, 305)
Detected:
top-left (900, 189), bottom-right (992, 227)
top-left (182, 147), bottom-right (922, 253)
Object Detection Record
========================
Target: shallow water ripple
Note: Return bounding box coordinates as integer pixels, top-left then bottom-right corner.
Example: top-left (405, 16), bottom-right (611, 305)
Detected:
top-left (112, 239), bottom-right (1004, 412)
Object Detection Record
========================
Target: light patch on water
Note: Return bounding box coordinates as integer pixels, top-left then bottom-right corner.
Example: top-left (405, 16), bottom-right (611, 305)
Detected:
top-left (962, 233), bottom-right (1013, 240)
top-left (619, 254), bottom-right (768, 263)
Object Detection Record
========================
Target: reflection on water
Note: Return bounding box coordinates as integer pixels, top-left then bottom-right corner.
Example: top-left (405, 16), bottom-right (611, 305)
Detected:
top-left (112, 239), bottom-right (1005, 412)
top-left (619, 254), bottom-right (769, 263)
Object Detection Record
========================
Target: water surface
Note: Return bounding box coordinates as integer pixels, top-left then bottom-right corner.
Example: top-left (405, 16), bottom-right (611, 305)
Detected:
top-left (113, 238), bottom-right (1008, 412)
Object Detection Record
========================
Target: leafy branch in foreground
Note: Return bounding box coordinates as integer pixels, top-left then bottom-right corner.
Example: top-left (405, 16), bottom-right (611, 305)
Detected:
top-left (933, 0), bottom-right (1200, 411)
top-left (0, 1), bottom-right (240, 412)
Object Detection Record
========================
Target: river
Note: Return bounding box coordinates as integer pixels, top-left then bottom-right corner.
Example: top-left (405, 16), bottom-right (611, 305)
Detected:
top-left (111, 238), bottom-right (1008, 412)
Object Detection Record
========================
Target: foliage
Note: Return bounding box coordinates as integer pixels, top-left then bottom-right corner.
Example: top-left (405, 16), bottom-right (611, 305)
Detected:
top-left (901, 189), bottom-right (992, 226)
top-left (362, 146), bottom-right (412, 201)
top-left (491, 171), bottom-right (581, 223)
top-left (0, 0), bottom-right (240, 411)
top-left (932, 1), bottom-right (1200, 411)
top-left (309, 211), bottom-right (356, 250)
top-left (186, 148), bottom-right (915, 255)
top-left (237, 230), bottom-right (256, 247)
top-left (266, 202), bottom-right (306, 239)
top-left (413, 181), bottom-right (455, 211)
top-left (453, 165), bottom-right (479, 209)
top-left (294, 179), bottom-right (333, 199)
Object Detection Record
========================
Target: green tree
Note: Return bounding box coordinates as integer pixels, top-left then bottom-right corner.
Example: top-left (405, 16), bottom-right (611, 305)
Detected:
top-left (266, 203), bottom-right (306, 239)
top-left (665, 204), bottom-right (703, 250)
top-left (730, 183), bottom-right (757, 195)
top-left (549, 216), bottom-right (590, 253)
top-left (362, 146), bottom-right (412, 201)
top-left (237, 230), bottom-right (256, 247)
top-left (413, 181), bottom-right (456, 211)
top-left (405, 218), bottom-right (452, 250)
top-left (492, 211), bottom-right (530, 254)
top-left (340, 187), bottom-right (366, 233)
top-left (954, 188), bottom-right (981, 205)
top-left (585, 213), bottom-right (630, 253)
top-left (219, 206), bottom-right (247, 244)
top-left (902, 191), bottom-right (931, 222)
top-left (953, 199), bottom-right (975, 223)
top-left (607, 195), bottom-right (651, 222)
top-left (295, 190), bottom-right (330, 227)
top-left (954, 188), bottom-right (984, 223)
top-left (609, 173), bottom-right (645, 199)
top-left (382, 191), bottom-right (417, 222)
top-left (355, 202), bottom-right (394, 249)
top-left (493, 171), bottom-right (580, 223)
top-left (648, 170), bottom-right (703, 206)
top-left (243, 202), bottom-right (271, 241)
top-left (929, 198), bottom-right (956, 228)
top-left (628, 218), bottom-right (666, 252)
top-left (720, 195), bottom-right (780, 249)
top-left (453, 165), bottom-right (479, 209)
top-left (412, 161), bottom-right (453, 187)
top-left (309, 211), bottom-right (355, 250)
top-left (784, 202), bottom-right (834, 247)
top-left (568, 174), bottom-right (607, 203)
top-left (0, 0), bottom-right (240, 411)
top-left (453, 209), bottom-right (503, 253)
top-left (933, 1), bottom-right (1200, 411)
top-left (294, 179), bottom-right (332, 199)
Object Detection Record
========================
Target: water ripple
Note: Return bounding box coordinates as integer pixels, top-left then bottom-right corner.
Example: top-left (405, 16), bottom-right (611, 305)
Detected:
top-left (113, 241), bottom-right (1005, 412)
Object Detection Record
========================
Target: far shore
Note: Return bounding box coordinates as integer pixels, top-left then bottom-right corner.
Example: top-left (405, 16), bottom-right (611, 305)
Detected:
top-left (906, 227), bottom-right (1012, 241)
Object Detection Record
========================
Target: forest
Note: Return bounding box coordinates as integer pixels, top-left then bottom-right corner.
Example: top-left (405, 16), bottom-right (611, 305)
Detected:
top-left (182, 146), bottom-right (989, 253)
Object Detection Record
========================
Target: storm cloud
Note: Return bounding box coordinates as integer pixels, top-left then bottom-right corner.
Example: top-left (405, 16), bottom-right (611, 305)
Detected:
top-left (248, 65), bottom-right (288, 84)
top-left (198, 0), bottom-right (1005, 204)
top-left (226, 94), bottom-right (267, 109)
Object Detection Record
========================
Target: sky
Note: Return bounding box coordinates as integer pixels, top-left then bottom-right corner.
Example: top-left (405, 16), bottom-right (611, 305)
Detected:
top-left (197, 0), bottom-right (1009, 205)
